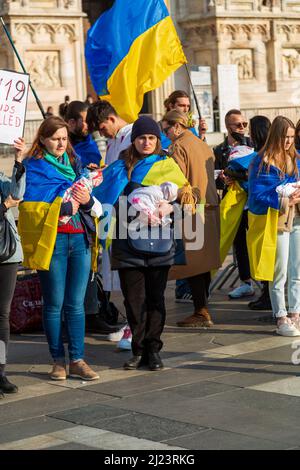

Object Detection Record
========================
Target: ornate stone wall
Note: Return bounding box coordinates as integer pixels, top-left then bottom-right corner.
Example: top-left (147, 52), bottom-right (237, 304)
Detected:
top-left (173, 0), bottom-right (300, 119)
top-left (0, 0), bottom-right (87, 118)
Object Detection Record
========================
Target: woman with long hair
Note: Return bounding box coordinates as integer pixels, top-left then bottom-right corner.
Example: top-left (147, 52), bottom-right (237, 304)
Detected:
top-left (247, 115), bottom-right (272, 311)
top-left (248, 116), bottom-right (300, 336)
top-left (249, 115), bottom-right (271, 152)
top-left (18, 116), bottom-right (99, 380)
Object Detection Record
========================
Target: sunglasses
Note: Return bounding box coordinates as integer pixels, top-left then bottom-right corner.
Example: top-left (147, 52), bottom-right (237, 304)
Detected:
top-left (163, 125), bottom-right (173, 135)
top-left (229, 122), bottom-right (248, 129)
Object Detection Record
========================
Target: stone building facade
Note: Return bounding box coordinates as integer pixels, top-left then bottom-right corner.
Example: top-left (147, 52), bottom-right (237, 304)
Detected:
top-left (0, 0), bottom-right (87, 121)
top-left (173, 0), bottom-right (300, 123)
top-left (1, 0), bottom-right (300, 127)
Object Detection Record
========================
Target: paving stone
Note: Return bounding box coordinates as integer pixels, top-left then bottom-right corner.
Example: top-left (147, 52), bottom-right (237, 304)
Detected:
top-left (83, 366), bottom-right (238, 398)
top-left (165, 429), bottom-right (289, 450)
top-left (99, 387), bottom-right (300, 445)
top-left (145, 381), bottom-right (239, 400)
top-left (91, 413), bottom-right (206, 442)
top-left (49, 403), bottom-right (132, 426)
top-left (45, 442), bottom-right (99, 450)
top-left (211, 369), bottom-right (294, 388)
top-left (0, 417), bottom-right (73, 444)
top-left (249, 377), bottom-right (300, 397)
top-left (51, 425), bottom-right (184, 450)
top-left (0, 389), bottom-right (115, 426)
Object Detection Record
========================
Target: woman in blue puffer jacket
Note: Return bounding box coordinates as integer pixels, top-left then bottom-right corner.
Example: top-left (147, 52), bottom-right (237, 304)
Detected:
top-left (0, 138), bottom-right (26, 398)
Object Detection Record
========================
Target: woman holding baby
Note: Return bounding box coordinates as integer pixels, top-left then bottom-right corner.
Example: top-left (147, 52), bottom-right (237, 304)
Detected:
top-left (96, 116), bottom-right (195, 371)
top-left (248, 116), bottom-right (300, 336)
top-left (18, 116), bottom-right (99, 381)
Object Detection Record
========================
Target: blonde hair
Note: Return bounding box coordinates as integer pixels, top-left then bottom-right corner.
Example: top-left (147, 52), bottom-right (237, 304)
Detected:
top-left (260, 115), bottom-right (299, 177)
top-left (162, 110), bottom-right (189, 128)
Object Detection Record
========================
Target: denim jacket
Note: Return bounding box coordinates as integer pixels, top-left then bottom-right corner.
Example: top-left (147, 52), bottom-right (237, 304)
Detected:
top-left (0, 163), bottom-right (26, 264)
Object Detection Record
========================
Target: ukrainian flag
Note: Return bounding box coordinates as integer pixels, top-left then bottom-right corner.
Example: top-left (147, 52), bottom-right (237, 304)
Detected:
top-left (219, 181), bottom-right (248, 265)
top-left (219, 151), bottom-right (256, 265)
top-left (85, 0), bottom-right (186, 122)
top-left (18, 158), bottom-right (72, 271)
top-left (247, 154), bottom-right (300, 281)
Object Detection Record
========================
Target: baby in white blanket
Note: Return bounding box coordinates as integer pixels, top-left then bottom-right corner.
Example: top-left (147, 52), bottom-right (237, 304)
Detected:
top-left (128, 181), bottom-right (178, 226)
top-left (59, 168), bottom-right (103, 224)
top-left (276, 181), bottom-right (300, 198)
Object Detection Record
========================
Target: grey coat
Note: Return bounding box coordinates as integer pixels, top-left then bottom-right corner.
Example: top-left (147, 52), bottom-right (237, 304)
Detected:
top-left (0, 165), bottom-right (26, 264)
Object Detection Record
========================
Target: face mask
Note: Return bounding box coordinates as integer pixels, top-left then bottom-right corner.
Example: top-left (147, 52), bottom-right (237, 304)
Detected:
top-left (230, 132), bottom-right (248, 146)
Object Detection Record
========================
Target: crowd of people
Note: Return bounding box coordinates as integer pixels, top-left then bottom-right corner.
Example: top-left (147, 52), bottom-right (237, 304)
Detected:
top-left (1, 88), bottom-right (300, 398)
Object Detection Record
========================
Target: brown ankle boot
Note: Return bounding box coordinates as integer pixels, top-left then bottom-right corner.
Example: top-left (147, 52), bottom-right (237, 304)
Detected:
top-left (176, 308), bottom-right (214, 328)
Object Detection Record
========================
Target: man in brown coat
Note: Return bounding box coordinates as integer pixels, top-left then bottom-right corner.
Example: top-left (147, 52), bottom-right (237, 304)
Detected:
top-left (162, 110), bottom-right (221, 327)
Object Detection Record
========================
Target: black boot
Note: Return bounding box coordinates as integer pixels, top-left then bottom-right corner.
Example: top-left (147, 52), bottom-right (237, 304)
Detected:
top-left (123, 355), bottom-right (143, 370)
top-left (148, 352), bottom-right (164, 371)
top-left (248, 282), bottom-right (272, 311)
top-left (0, 376), bottom-right (18, 394)
top-left (85, 315), bottom-right (119, 334)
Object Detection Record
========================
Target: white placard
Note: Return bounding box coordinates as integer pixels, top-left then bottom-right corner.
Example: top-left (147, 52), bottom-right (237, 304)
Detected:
top-left (190, 66), bottom-right (214, 133)
top-left (0, 69), bottom-right (29, 145)
top-left (191, 66), bottom-right (211, 86)
top-left (217, 64), bottom-right (240, 133)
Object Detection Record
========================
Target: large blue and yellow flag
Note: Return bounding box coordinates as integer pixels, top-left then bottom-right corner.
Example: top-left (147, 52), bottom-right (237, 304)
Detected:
top-left (247, 154), bottom-right (300, 281)
top-left (85, 0), bottom-right (186, 122)
top-left (93, 154), bottom-right (187, 247)
top-left (18, 158), bottom-right (73, 271)
top-left (219, 150), bottom-right (256, 265)
top-left (219, 181), bottom-right (248, 265)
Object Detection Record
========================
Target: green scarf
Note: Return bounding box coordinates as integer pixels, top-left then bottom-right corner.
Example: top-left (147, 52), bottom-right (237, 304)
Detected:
top-left (44, 152), bottom-right (76, 181)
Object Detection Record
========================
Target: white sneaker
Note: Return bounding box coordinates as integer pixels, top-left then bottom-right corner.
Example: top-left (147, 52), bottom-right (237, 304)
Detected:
top-left (117, 325), bottom-right (132, 350)
top-left (228, 283), bottom-right (255, 299)
top-left (107, 324), bottom-right (127, 342)
top-left (276, 321), bottom-right (300, 337)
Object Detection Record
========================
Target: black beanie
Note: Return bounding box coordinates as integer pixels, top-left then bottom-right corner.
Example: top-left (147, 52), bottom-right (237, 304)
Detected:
top-left (131, 116), bottom-right (161, 142)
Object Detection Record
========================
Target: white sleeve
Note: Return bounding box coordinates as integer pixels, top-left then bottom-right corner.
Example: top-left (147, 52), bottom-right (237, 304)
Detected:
top-left (90, 196), bottom-right (103, 218)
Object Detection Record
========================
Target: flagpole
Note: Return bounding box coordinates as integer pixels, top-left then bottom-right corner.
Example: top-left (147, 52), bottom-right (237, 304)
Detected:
top-left (184, 63), bottom-right (202, 120)
top-left (0, 17), bottom-right (46, 119)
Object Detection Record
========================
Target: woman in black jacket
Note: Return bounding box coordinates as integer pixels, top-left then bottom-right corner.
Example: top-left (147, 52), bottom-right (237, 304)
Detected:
top-left (109, 117), bottom-right (187, 371)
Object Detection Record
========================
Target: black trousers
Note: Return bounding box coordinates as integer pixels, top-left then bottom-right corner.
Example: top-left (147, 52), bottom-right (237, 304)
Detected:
top-left (118, 266), bottom-right (170, 356)
top-left (233, 210), bottom-right (251, 282)
top-left (187, 272), bottom-right (211, 311)
top-left (0, 263), bottom-right (18, 364)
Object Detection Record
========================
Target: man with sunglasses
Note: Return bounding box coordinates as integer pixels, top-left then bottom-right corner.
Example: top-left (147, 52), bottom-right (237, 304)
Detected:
top-left (214, 109), bottom-right (254, 300)
top-left (214, 109), bottom-right (250, 187)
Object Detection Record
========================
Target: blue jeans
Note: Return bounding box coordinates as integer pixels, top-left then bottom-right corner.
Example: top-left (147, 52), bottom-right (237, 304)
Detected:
top-left (269, 217), bottom-right (300, 318)
top-left (38, 233), bottom-right (91, 362)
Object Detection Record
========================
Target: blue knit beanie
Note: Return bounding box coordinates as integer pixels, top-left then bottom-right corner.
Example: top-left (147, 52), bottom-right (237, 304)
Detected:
top-left (131, 116), bottom-right (161, 142)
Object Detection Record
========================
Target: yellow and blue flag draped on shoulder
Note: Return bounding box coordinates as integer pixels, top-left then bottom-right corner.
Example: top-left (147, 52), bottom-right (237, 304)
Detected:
top-left (247, 154), bottom-right (300, 281)
top-left (85, 0), bottom-right (186, 122)
top-left (219, 151), bottom-right (256, 265)
top-left (93, 154), bottom-right (187, 248)
top-left (18, 158), bottom-right (73, 271)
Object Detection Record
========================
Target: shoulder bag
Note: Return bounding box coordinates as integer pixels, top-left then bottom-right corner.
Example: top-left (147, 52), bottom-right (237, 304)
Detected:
top-left (0, 214), bottom-right (17, 263)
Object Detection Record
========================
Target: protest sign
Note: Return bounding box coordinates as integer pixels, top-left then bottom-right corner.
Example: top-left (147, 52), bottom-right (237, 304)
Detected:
top-left (217, 64), bottom-right (240, 133)
top-left (0, 69), bottom-right (29, 145)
